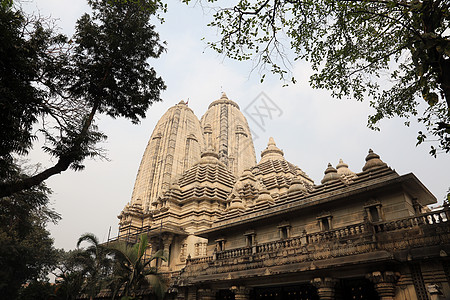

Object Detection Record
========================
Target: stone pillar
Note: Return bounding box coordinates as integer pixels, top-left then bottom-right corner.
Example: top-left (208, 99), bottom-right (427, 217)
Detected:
top-left (300, 229), bottom-right (308, 244)
top-left (376, 205), bottom-right (382, 220)
top-left (176, 288), bottom-right (186, 300)
top-left (187, 287), bottom-right (197, 300)
top-left (149, 238), bottom-right (159, 268)
top-left (197, 288), bottom-right (216, 300)
top-left (327, 216), bottom-right (333, 229)
top-left (161, 233), bottom-right (174, 269)
top-left (231, 286), bottom-right (251, 300)
top-left (367, 271), bottom-right (400, 300)
top-left (311, 277), bottom-right (338, 300)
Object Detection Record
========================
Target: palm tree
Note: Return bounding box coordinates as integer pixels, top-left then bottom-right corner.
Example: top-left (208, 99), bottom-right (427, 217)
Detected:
top-left (76, 233), bottom-right (113, 300)
top-left (107, 234), bottom-right (167, 300)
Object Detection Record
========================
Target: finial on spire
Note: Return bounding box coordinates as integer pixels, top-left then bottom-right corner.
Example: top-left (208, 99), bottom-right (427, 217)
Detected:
top-left (261, 137), bottom-right (284, 159)
top-left (268, 137), bottom-right (276, 146)
top-left (220, 92), bottom-right (228, 100)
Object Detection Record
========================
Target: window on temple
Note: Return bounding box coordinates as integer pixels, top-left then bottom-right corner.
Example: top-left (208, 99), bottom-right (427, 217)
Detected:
top-left (194, 242), bottom-right (208, 256)
top-left (278, 222), bottom-right (291, 239)
top-left (194, 243), bottom-right (200, 256)
top-left (321, 218), bottom-right (330, 231)
top-left (246, 235), bottom-right (254, 247)
top-left (244, 230), bottom-right (256, 247)
top-left (369, 206), bottom-right (380, 222)
top-left (364, 199), bottom-right (382, 222)
top-left (317, 212), bottom-right (332, 231)
top-left (280, 227), bottom-right (289, 239)
top-left (215, 238), bottom-right (226, 252)
top-left (180, 243), bottom-right (187, 262)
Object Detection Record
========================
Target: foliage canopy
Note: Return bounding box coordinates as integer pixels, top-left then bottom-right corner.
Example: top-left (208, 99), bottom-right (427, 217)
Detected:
top-left (0, 163), bottom-right (60, 299)
top-left (195, 0), bottom-right (450, 155)
top-left (0, 0), bottom-right (166, 198)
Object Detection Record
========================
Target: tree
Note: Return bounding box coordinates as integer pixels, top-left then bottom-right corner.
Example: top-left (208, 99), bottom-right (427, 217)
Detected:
top-left (18, 280), bottom-right (56, 300)
top-left (53, 249), bottom-right (87, 300)
top-left (0, 163), bottom-right (60, 299)
top-left (107, 234), bottom-right (167, 300)
top-left (194, 0), bottom-right (450, 155)
top-left (76, 233), bottom-right (113, 299)
top-left (0, 0), bottom-right (166, 198)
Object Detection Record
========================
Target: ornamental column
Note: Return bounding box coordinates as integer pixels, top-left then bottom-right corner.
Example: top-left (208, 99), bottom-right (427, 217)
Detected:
top-left (311, 277), bottom-right (338, 300)
top-left (197, 288), bottom-right (216, 300)
top-left (231, 286), bottom-right (251, 300)
top-left (161, 233), bottom-right (174, 269)
top-left (149, 237), bottom-right (159, 268)
top-left (366, 271), bottom-right (400, 300)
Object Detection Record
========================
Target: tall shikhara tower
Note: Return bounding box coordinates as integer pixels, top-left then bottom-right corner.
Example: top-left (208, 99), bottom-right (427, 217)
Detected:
top-left (128, 100), bottom-right (204, 212)
top-left (118, 93), bottom-right (258, 235)
top-left (201, 93), bottom-right (257, 176)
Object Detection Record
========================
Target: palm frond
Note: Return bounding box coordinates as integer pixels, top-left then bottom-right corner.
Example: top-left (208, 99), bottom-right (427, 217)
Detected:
top-left (146, 274), bottom-right (167, 300)
top-left (77, 232), bottom-right (99, 248)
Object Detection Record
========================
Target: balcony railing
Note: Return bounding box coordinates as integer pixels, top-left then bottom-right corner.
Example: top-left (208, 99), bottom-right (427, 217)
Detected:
top-left (187, 207), bottom-right (450, 265)
top-left (373, 209), bottom-right (448, 232)
top-left (216, 246), bottom-right (252, 260)
top-left (307, 222), bottom-right (367, 243)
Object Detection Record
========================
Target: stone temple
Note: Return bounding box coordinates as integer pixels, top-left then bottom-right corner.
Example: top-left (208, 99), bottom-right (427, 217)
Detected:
top-left (113, 93), bottom-right (450, 300)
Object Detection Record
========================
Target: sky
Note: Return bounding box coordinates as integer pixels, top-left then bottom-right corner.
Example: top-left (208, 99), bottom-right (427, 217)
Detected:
top-left (22, 0), bottom-right (449, 251)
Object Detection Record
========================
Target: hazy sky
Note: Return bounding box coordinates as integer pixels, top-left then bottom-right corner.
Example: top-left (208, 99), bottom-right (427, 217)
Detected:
top-left (22, 0), bottom-right (449, 251)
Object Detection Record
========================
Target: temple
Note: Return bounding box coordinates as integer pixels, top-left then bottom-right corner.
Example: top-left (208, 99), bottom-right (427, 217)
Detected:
top-left (113, 93), bottom-right (450, 300)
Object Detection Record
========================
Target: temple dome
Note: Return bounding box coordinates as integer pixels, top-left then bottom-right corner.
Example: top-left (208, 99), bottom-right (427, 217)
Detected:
top-left (166, 149), bottom-right (236, 203)
top-left (227, 168), bottom-right (265, 209)
top-left (362, 149), bottom-right (388, 171)
top-left (199, 148), bottom-right (223, 165)
top-left (321, 163), bottom-right (340, 184)
top-left (253, 138), bottom-right (314, 195)
top-left (256, 188), bottom-right (274, 204)
top-left (288, 178), bottom-right (308, 194)
top-left (129, 101), bottom-right (204, 211)
top-left (336, 159), bottom-right (355, 176)
top-left (201, 93), bottom-right (257, 177)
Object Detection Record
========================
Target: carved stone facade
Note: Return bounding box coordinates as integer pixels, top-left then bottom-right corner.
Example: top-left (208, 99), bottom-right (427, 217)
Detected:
top-left (111, 93), bottom-right (450, 300)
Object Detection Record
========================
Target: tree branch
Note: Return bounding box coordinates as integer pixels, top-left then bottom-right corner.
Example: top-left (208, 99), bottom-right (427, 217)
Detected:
top-left (0, 100), bottom-right (99, 198)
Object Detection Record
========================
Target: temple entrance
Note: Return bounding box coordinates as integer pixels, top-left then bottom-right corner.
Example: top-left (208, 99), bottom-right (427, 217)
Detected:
top-left (217, 289), bottom-right (235, 300)
top-left (251, 284), bottom-right (319, 300)
top-left (337, 278), bottom-right (378, 300)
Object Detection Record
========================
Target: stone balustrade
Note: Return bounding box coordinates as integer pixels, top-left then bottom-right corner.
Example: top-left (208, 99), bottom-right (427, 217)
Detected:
top-left (307, 222), bottom-right (367, 243)
top-left (373, 208), bottom-right (449, 233)
top-left (187, 255), bottom-right (213, 264)
top-left (216, 247), bottom-right (252, 259)
top-left (187, 207), bottom-right (450, 266)
top-left (256, 236), bottom-right (302, 253)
